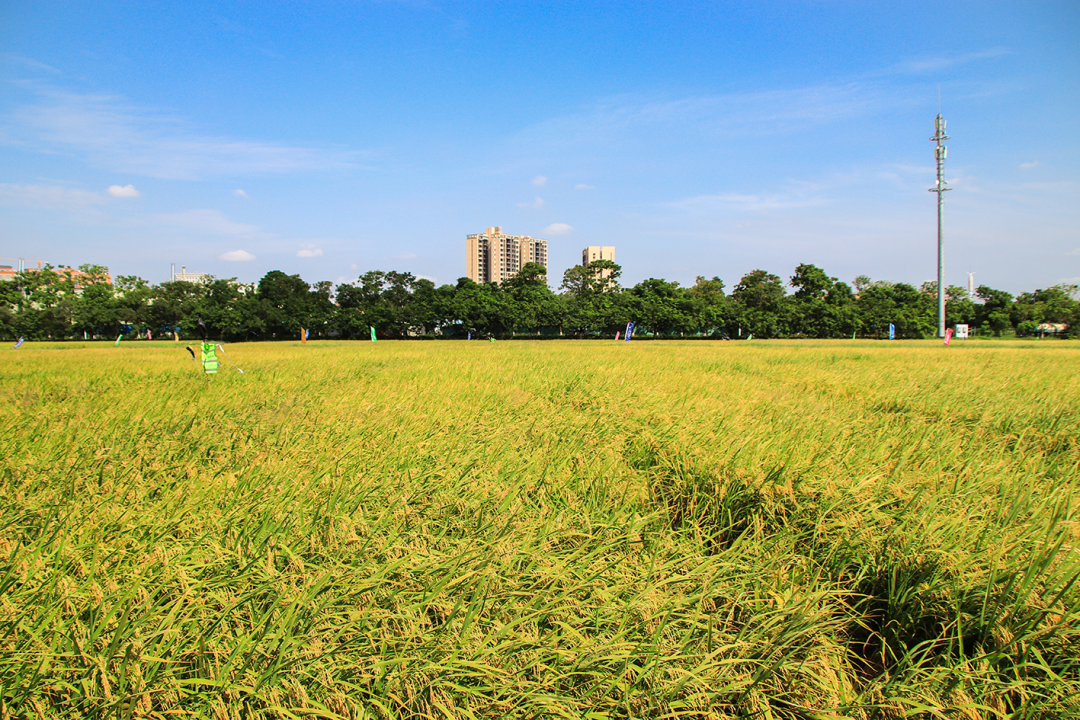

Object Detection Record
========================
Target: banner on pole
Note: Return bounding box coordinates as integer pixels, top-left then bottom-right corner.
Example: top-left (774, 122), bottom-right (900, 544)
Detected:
top-left (944, 328), bottom-right (954, 345)
top-left (370, 326), bottom-right (377, 342)
top-left (888, 323), bottom-right (895, 340)
top-left (625, 322), bottom-right (635, 341)
top-left (615, 331), bottom-right (620, 341)
top-left (13, 337), bottom-right (25, 350)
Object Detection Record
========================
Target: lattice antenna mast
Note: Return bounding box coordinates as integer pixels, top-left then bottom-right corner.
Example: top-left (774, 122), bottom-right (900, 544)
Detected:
top-left (929, 114), bottom-right (951, 338)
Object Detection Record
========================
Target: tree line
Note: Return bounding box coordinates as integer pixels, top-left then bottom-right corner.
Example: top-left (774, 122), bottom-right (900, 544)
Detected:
top-left (1, 261), bottom-right (1077, 341)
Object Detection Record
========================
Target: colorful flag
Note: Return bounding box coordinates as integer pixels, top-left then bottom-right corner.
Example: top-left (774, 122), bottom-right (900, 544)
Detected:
top-left (944, 328), bottom-right (954, 346)
top-left (370, 326), bottom-right (376, 342)
top-left (615, 331), bottom-right (620, 341)
top-left (13, 337), bottom-right (24, 349)
top-left (888, 323), bottom-right (895, 340)
top-left (467, 332), bottom-right (471, 340)
top-left (115, 334), bottom-right (123, 346)
top-left (625, 322), bottom-right (634, 341)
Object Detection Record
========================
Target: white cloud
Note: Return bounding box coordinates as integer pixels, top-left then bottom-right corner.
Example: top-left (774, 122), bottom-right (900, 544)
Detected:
top-left (544, 223), bottom-right (573, 235)
top-left (6, 85), bottom-right (364, 180)
top-left (219, 249), bottom-right (256, 261)
top-left (1067, 248), bottom-right (1080, 257)
top-left (156, 209), bottom-right (262, 237)
top-left (297, 243), bottom-right (324, 257)
top-left (517, 196), bottom-right (545, 209)
top-left (350, 264), bottom-right (358, 270)
top-left (531, 175), bottom-right (547, 187)
top-left (391, 252), bottom-right (417, 261)
top-left (107, 184), bottom-right (140, 198)
top-left (234, 188), bottom-right (248, 197)
top-left (0, 183), bottom-right (106, 209)
top-left (1020, 161), bottom-right (1040, 169)
top-left (575, 184), bottom-right (595, 190)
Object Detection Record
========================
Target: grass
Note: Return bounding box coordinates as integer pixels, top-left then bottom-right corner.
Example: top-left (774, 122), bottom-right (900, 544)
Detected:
top-left (1, 338), bottom-right (1078, 719)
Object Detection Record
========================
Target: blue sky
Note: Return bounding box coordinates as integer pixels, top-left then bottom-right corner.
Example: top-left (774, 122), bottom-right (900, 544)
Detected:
top-left (2, 1), bottom-right (1077, 295)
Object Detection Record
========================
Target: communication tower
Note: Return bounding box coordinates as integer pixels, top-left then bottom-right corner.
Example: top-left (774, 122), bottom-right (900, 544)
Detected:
top-left (929, 114), bottom-right (951, 338)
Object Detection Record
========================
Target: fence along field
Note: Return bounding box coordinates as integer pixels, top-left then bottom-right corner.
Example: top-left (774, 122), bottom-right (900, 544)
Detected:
top-left (1, 339), bottom-right (1078, 718)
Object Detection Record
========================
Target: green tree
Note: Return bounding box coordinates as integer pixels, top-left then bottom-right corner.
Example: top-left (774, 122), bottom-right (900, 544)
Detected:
top-left (502, 263), bottom-right (561, 335)
top-left (730, 269), bottom-right (786, 338)
top-left (258, 271), bottom-right (312, 338)
top-left (975, 285), bottom-right (1014, 336)
top-left (687, 276), bottom-right (728, 336)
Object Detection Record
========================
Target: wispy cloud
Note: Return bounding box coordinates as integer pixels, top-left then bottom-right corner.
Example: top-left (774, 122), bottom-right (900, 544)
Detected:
top-left (234, 188), bottom-right (249, 198)
top-left (531, 175), bottom-right (547, 187)
top-left (1, 54), bottom-right (61, 75)
top-left (894, 47), bottom-right (1010, 74)
top-left (1020, 161), bottom-right (1040, 169)
top-left (155, 209), bottom-right (263, 237)
top-left (575, 183), bottom-right (595, 190)
top-left (543, 223), bottom-right (573, 235)
top-left (219, 249), bottom-right (256, 261)
top-left (390, 252), bottom-right (418, 261)
top-left (4, 85), bottom-right (364, 180)
top-left (671, 191), bottom-right (827, 212)
top-left (297, 243), bottom-right (323, 257)
top-left (108, 184), bottom-right (140, 198)
top-left (516, 83), bottom-right (889, 154)
top-left (0, 183), bottom-right (106, 209)
top-left (517, 196), bottom-right (545, 209)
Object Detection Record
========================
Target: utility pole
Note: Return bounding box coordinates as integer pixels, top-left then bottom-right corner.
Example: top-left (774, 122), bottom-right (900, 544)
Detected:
top-left (929, 114), bottom-right (950, 338)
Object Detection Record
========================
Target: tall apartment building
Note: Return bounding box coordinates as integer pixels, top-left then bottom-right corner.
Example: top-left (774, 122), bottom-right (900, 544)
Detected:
top-left (466, 227), bottom-right (548, 284)
top-left (582, 246), bottom-right (616, 280)
top-left (582, 246), bottom-right (615, 266)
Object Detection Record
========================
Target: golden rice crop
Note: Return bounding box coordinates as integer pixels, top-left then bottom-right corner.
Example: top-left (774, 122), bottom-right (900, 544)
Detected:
top-left (1, 338), bottom-right (1078, 718)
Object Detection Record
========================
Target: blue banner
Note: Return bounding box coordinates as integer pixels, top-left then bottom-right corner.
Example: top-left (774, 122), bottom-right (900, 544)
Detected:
top-left (625, 322), bottom-right (635, 341)
top-left (888, 323), bottom-right (895, 340)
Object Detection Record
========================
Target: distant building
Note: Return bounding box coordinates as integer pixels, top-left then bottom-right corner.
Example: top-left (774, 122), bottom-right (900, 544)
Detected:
top-left (171, 265), bottom-right (210, 283)
top-left (58, 266), bottom-right (112, 289)
top-left (582, 246), bottom-right (616, 279)
top-left (0, 258), bottom-right (42, 282)
top-left (466, 227), bottom-right (548, 284)
top-left (0, 260), bottom-right (110, 289)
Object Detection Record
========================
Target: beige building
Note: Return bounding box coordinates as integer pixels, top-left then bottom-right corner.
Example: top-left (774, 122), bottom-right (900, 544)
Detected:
top-left (582, 246), bottom-right (615, 266)
top-left (582, 246), bottom-right (616, 279)
top-left (466, 227), bottom-right (548, 284)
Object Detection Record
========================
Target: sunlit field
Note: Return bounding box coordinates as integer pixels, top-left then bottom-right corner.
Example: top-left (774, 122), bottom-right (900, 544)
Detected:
top-left (2, 339), bottom-right (1079, 719)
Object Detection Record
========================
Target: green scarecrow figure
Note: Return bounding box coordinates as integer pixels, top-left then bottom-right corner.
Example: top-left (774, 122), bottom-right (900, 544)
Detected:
top-left (185, 319), bottom-right (220, 374)
top-left (198, 319), bottom-right (218, 374)
top-left (200, 341), bottom-right (219, 374)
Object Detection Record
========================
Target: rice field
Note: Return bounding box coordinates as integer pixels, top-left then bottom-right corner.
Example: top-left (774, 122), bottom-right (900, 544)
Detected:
top-left (2, 338), bottom-right (1079, 719)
